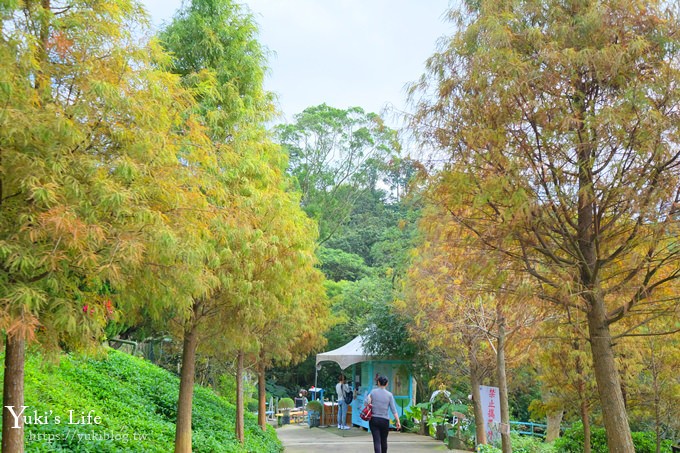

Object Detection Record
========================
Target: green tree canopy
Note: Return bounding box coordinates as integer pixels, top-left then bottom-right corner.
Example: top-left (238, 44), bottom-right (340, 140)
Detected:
top-left (275, 104), bottom-right (400, 242)
top-left (159, 0), bottom-right (273, 140)
top-left (317, 247), bottom-right (372, 282)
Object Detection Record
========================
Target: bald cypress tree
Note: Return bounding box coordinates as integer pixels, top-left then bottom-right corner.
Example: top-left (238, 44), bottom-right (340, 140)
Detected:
top-left (0, 1), bottom-right (209, 450)
top-left (410, 1), bottom-right (680, 451)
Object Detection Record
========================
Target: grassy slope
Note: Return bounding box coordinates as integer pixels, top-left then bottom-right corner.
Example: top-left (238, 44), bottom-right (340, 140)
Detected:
top-left (0, 349), bottom-right (282, 452)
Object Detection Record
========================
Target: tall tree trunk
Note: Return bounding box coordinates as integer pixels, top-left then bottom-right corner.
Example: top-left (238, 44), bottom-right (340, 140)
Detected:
top-left (540, 383), bottom-right (563, 442)
top-left (468, 346), bottom-right (487, 445)
top-left (578, 379), bottom-right (591, 453)
top-left (574, 338), bottom-right (591, 453)
top-left (587, 296), bottom-right (634, 453)
top-left (235, 350), bottom-right (244, 443)
top-left (649, 342), bottom-right (661, 453)
top-left (174, 316), bottom-right (200, 453)
top-left (2, 6), bottom-right (47, 453)
top-left (545, 408), bottom-right (564, 443)
top-left (576, 115), bottom-right (634, 453)
top-left (2, 333), bottom-right (26, 453)
top-left (496, 305), bottom-right (511, 453)
top-left (257, 352), bottom-right (267, 431)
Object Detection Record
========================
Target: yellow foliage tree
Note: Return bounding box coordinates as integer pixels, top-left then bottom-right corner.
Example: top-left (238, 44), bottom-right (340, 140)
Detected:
top-left (0, 1), bottom-right (212, 451)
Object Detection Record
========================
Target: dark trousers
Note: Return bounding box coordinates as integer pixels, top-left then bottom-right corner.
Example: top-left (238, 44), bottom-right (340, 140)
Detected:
top-left (369, 416), bottom-right (390, 453)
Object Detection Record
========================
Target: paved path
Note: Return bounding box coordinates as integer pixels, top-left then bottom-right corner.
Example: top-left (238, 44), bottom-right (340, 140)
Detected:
top-left (277, 424), bottom-right (470, 453)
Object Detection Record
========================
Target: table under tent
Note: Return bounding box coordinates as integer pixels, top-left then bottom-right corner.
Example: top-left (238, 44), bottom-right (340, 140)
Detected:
top-left (315, 335), bottom-right (415, 429)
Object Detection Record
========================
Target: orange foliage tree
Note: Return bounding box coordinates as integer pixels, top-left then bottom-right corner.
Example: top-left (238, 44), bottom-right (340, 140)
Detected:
top-left (409, 1), bottom-right (680, 450)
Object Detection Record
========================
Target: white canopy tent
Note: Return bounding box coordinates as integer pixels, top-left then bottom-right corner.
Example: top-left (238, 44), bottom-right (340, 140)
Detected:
top-left (315, 335), bottom-right (371, 370)
top-left (315, 335), bottom-right (414, 428)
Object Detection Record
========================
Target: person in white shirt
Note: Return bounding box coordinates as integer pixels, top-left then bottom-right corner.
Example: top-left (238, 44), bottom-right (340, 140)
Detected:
top-left (335, 374), bottom-right (351, 429)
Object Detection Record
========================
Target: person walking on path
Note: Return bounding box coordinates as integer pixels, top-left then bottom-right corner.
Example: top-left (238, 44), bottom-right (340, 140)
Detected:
top-left (336, 374), bottom-right (351, 429)
top-left (366, 375), bottom-right (401, 453)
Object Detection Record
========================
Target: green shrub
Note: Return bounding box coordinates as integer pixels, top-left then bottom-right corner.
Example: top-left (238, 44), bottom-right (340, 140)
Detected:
top-left (246, 399), bottom-right (259, 412)
top-left (476, 444), bottom-right (502, 453)
top-left (1, 349), bottom-right (282, 452)
top-left (554, 422), bottom-right (673, 453)
top-left (474, 434), bottom-right (555, 453)
top-left (306, 400), bottom-right (323, 412)
top-left (510, 432), bottom-right (556, 453)
top-left (278, 397), bottom-right (295, 410)
top-left (400, 403), bottom-right (421, 433)
top-left (630, 431), bottom-right (674, 453)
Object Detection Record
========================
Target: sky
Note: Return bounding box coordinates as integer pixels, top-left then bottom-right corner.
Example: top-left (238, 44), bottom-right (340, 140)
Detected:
top-left (141, 0), bottom-right (455, 126)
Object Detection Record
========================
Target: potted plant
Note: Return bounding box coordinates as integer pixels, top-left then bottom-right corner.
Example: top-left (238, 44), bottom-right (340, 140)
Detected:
top-left (306, 400), bottom-right (323, 428)
top-left (278, 397), bottom-right (295, 425)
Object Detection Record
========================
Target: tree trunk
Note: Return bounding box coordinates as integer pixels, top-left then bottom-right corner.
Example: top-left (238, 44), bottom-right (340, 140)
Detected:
top-left (2, 333), bottom-right (26, 453)
top-left (174, 320), bottom-right (199, 453)
top-left (496, 305), bottom-right (511, 453)
top-left (257, 353), bottom-right (267, 431)
top-left (545, 409), bottom-right (563, 443)
top-left (469, 346), bottom-right (487, 445)
top-left (649, 342), bottom-right (661, 453)
top-left (235, 350), bottom-right (245, 443)
top-left (576, 118), bottom-right (634, 453)
top-left (573, 338), bottom-right (591, 453)
top-left (540, 383), bottom-right (563, 442)
top-left (419, 409), bottom-right (428, 436)
top-left (587, 297), bottom-right (634, 453)
top-left (579, 380), bottom-right (591, 453)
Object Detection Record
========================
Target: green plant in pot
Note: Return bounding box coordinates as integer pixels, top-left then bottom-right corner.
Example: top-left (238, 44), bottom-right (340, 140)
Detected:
top-left (306, 400), bottom-right (323, 428)
top-left (278, 397), bottom-right (295, 425)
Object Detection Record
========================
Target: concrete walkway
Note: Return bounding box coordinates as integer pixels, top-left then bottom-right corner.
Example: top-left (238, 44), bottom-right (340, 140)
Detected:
top-left (277, 424), bottom-right (470, 453)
